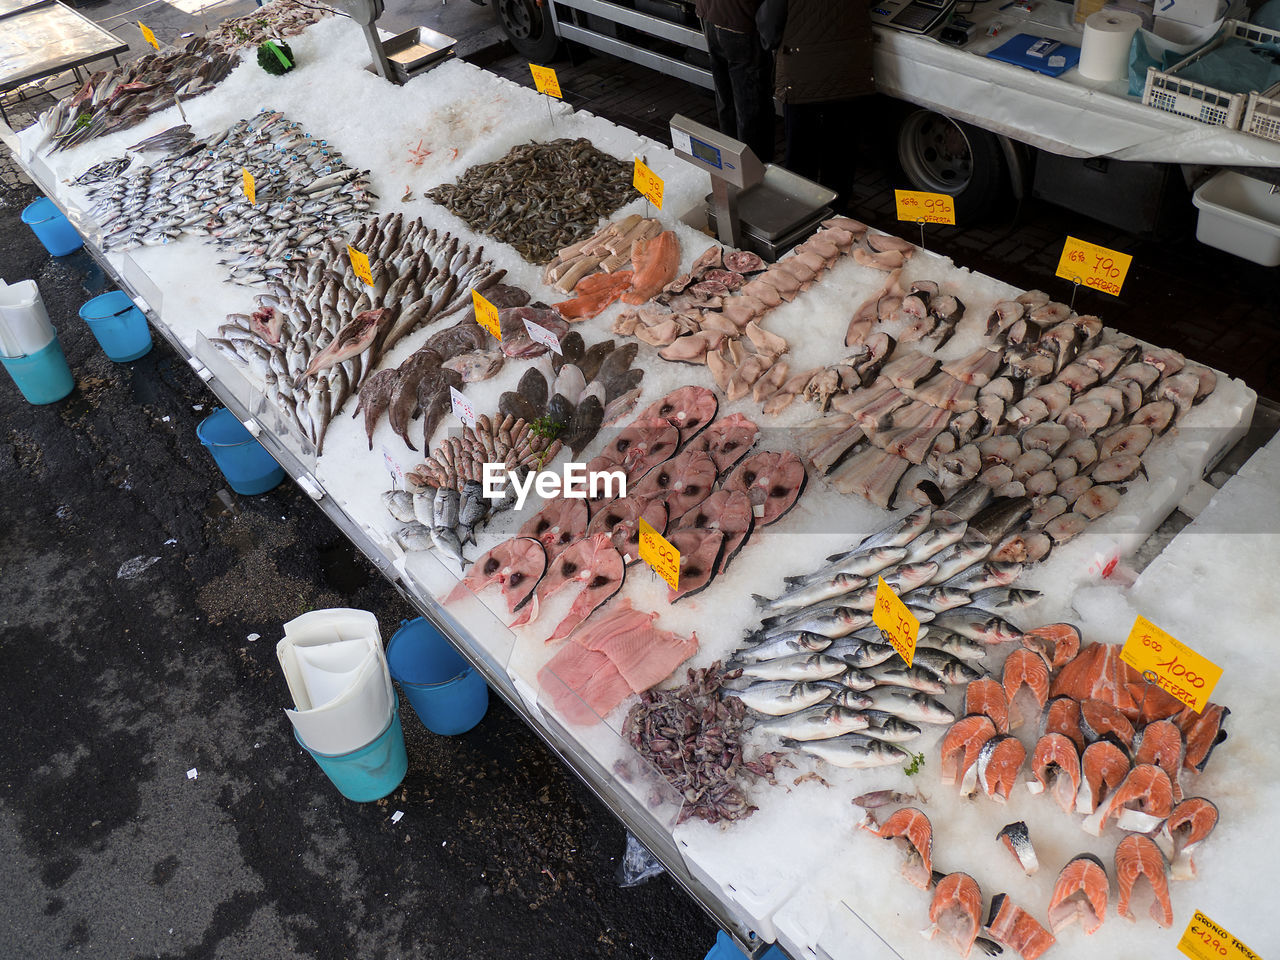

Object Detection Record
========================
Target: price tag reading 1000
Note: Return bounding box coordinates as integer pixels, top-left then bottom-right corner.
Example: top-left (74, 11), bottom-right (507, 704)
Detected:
top-left (873, 577), bottom-right (919, 668)
top-left (638, 517), bottom-right (679, 591)
top-left (1120, 615), bottom-right (1222, 714)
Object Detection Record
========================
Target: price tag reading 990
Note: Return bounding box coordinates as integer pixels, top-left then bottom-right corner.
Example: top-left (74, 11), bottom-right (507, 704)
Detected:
top-left (1177, 910), bottom-right (1258, 960)
top-left (638, 518), bottom-right (679, 591)
top-left (1120, 615), bottom-right (1222, 714)
top-left (1055, 236), bottom-right (1132, 296)
top-left (529, 63), bottom-right (561, 98)
top-left (894, 189), bottom-right (956, 225)
top-left (873, 577), bottom-right (920, 668)
top-left (633, 158), bottom-right (664, 210)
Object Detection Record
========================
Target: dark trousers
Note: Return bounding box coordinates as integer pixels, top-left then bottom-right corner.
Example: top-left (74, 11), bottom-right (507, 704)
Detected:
top-left (784, 100), bottom-right (862, 208)
top-left (705, 23), bottom-right (776, 163)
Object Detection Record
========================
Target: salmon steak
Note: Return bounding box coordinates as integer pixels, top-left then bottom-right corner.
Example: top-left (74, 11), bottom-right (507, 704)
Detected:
top-left (1051, 642), bottom-right (1182, 721)
top-left (597, 416), bottom-right (680, 478)
top-left (1026, 732), bottom-right (1081, 814)
top-left (964, 677), bottom-right (1010, 733)
top-left (1133, 718), bottom-right (1186, 802)
top-left (690, 412), bottom-right (759, 476)
top-left (940, 714), bottom-right (997, 788)
top-left (1003, 648), bottom-right (1050, 726)
top-left (923, 872), bottom-right (983, 958)
top-left (1080, 698), bottom-right (1136, 749)
top-left (1047, 853), bottom-right (1108, 934)
top-left (518, 497), bottom-right (590, 562)
top-left (621, 230), bottom-right (680, 304)
top-left (1172, 703), bottom-right (1230, 772)
top-left (1041, 696), bottom-right (1085, 751)
top-left (553, 270), bottom-right (635, 320)
top-left (976, 734), bottom-right (1026, 803)
top-left (1020, 622), bottom-right (1081, 669)
top-left (1077, 739), bottom-right (1131, 815)
top-left (986, 893), bottom-right (1056, 960)
top-left (1162, 796), bottom-right (1218, 880)
top-left (1115, 834), bottom-right (1174, 927)
top-left (1085, 763), bottom-right (1174, 836)
top-left (676, 488), bottom-right (754, 575)
top-left (996, 821), bottom-right (1039, 875)
top-left (724, 450), bottom-right (808, 526)
top-left (586, 496), bottom-right (668, 564)
top-left (637, 385), bottom-right (718, 446)
top-left (446, 536), bottom-right (547, 614)
top-left (630, 447), bottom-right (718, 522)
top-left (867, 806), bottom-right (933, 889)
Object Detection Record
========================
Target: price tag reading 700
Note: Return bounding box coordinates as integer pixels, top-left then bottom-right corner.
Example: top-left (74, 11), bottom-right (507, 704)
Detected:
top-left (895, 189), bottom-right (956, 226)
top-left (1120, 615), bottom-right (1222, 714)
top-left (638, 518), bottom-right (679, 591)
top-left (1055, 236), bottom-right (1133, 297)
top-left (873, 577), bottom-right (920, 668)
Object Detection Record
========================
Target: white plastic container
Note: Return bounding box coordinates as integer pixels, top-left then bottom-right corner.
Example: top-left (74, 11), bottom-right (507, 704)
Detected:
top-left (0, 279), bottom-right (56, 357)
top-left (1192, 170), bottom-right (1280, 265)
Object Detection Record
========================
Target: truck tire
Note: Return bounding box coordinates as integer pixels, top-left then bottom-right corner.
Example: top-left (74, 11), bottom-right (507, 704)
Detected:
top-left (895, 109), bottom-right (1010, 222)
top-left (496, 0), bottom-right (562, 61)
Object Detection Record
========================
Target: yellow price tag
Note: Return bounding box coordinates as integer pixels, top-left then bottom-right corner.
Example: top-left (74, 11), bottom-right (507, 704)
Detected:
top-left (894, 189), bottom-right (956, 225)
top-left (1178, 910), bottom-right (1260, 960)
top-left (529, 63), bottom-right (562, 99)
top-left (241, 168), bottom-right (255, 205)
top-left (472, 288), bottom-right (501, 341)
top-left (1055, 235), bottom-right (1132, 297)
top-left (638, 518), bottom-right (679, 590)
top-left (347, 244), bottom-right (373, 286)
top-left (873, 577), bottom-right (919, 668)
top-left (633, 157), bottom-right (664, 210)
top-left (138, 21), bottom-right (159, 49)
top-left (1120, 615), bottom-right (1222, 714)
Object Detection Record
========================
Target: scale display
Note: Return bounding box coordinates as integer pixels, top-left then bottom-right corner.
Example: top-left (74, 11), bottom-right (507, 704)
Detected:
top-left (689, 137), bottom-right (722, 170)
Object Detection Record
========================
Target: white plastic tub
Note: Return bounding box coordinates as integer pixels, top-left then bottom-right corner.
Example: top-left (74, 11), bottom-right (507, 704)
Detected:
top-left (1192, 170), bottom-right (1280, 265)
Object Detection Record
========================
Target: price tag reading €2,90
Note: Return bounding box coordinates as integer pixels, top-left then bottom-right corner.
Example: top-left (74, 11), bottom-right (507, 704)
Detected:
top-left (1055, 236), bottom-right (1133, 297)
top-left (638, 517), bottom-right (680, 591)
top-left (472, 288), bottom-right (502, 341)
top-left (138, 21), bottom-right (159, 49)
top-left (894, 189), bottom-right (956, 226)
top-left (529, 63), bottom-right (562, 99)
top-left (523, 317), bottom-right (562, 354)
top-left (450, 386), bottom-right (477, 429)
top-left (874, 577), bottom-right (920, 668)
top-left (241, 168), bottom-right (256, 205)
top-left (347, 244), bottom-right (373, 286)
top-left (633, 158), bottom-right (664, 210)
top-left (1121, 615), bottom-right (1222, 714)
top-left (1177, 910), bottom-right (1259, 960)
top-left (380, 445), bottom-right (405, 487)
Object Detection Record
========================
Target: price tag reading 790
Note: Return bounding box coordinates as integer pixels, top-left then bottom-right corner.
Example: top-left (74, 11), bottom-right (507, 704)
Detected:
top-left (1120, 615), bottom-right (1222, 714)
top-left (1055, 236), bottom-right (1132, 297)
top-left (873, 577), bottom-right (919, 668)
top-left (638, 518), bottom-right (679, 591)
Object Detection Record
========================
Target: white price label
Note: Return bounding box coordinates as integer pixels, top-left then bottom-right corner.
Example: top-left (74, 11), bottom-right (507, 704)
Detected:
top-left (523, 317), bottom-right (562, 354)
top-left (450, 386), bottom-right (476, 428)
top-left (380, 445), bottom-right (405, 485)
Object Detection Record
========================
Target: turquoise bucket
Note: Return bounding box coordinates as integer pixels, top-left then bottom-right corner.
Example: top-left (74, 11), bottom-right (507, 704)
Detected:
top-left (295, 700), bottom-right (408, 802)
top-left (21, 197), bottom-right (83, 256)
top-left (196, 408), bottom-right (285, 495)
top-left (0, 337), bottom-right (75, 404)
top-left (79, 290), bottom-right (152, 362)
top-left (387, 618), bottom-right (489, 736)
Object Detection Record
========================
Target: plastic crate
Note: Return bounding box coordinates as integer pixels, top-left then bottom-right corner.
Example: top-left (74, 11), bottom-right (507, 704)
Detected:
top-left (1243, 84), bottom-right (1280, 142)
top-left (1141, 19), bottom-right (1280, 127)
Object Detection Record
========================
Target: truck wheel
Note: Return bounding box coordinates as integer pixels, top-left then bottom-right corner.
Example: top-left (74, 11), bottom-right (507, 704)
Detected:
top-left (496, 0), bottom-right (562, 61)
top-left (895, 109), bottom-right (1010, 222)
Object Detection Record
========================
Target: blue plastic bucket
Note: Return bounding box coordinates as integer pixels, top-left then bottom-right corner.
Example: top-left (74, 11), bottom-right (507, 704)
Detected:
top-left (79, 290), bottom-right (152, 362)
top-left (387, 618), bottom-right (489, 736)
top-left (21, 197), bottom-right (83, 256)
top-left (0, 337), bottom-right (74, 404)
top-left (703, 932), bottom-right (787, 960)
top-left (196, 407), bottom-right (285, 495)
top-left (295, 700), bottom-right (408, 802)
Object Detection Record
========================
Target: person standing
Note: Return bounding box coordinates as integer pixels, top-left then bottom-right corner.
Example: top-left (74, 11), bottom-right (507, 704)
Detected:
top-left (695, 0), bottom-right (776, 163)
top-left (774, 0), bottom-right (875, 206)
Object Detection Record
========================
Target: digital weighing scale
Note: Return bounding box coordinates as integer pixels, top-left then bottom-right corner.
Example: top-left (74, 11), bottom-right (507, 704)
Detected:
top-left (669, 114), bottom-right (837, 262)
top-left (334, 0), bottom-right (455, 84)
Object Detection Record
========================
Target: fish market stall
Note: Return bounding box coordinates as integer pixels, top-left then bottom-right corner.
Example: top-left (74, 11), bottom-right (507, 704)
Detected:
top-left (3, 9), bottom-right (1277, 957)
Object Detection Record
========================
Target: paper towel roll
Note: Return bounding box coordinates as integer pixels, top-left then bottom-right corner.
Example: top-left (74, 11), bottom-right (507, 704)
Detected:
top-left (1079, 10), bottom-right (1142, 81)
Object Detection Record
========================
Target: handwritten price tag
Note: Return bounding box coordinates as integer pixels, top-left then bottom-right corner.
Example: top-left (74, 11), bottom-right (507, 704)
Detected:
top-left (638, 518), bottom-right (679, 591)
top-left (1178, 910), bottom-right (1259, 960)
top-left (380, 445), bottom-right (405, 486)
top-left (529, 63), bottom-right (562, 98)
top-left (450, 386), bottom-right (476, 429)
top-left (894, 189), bottom-right (956, 225)
top-left (633, 158), bottom-right (664, 210)
top-left (347, 244), bottom-right (373, 286)
top-left (242, 168), bottom-right (256, 205)
top-left (523, 317), bottom-right (562, 354)
top-left (472, 288), bottom-right (502, 341)
top-left (1055, 236), bottom-right (1132, 297)
top-left (873, 577), bottom-right (920, 668)
top-left (139, 21), bottom-right (159, 49)
top-left (1121, 615), bottom-right (1221, 714)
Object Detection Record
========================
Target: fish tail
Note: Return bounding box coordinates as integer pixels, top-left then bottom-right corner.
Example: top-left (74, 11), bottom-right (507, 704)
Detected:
top-left (751, 593), bottom-right (771, 609)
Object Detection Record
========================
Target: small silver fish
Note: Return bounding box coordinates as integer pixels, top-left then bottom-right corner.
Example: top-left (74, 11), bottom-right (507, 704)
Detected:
top-left (824, 638), bottom-right (899, 669)
top-left (732, 681), bottom-right (832, 716)
top-left (752, 572), bottom-right (868, 614)
top-left (382, 489), bottom-right (415, 523)
top-left (915, 631), bottom-right (987, 661)
top-left (728, 653), bottom-right (851, 683)
top-left (430, 526), bottom-right (467, 569)
top-left (861, 687), bottom-right (955, 724)
top-left (733, 632), bottom-right (833, 664)
top-left (867, 664), bottom-right (946, 695)
top-left (968, 586), bottom-right (1043, 614)
top-left (928, 609), bottom-right (1022, 645)
top-left (755, 705), bottom-right (871, 741)
top-left (783, 734), bottom-right (911, 768)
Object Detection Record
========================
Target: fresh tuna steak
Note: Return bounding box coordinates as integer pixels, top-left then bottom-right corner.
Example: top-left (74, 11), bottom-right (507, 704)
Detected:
top-left (586, 496), bottom-right (668, 563)
top-left (630, 448), bottom-right (718, 521)
top-left (724, 451), bottom-right (808, 526)
top-left (665, 527), bottom-right (725, 602)
top-left (517, 498), bottom-right (590, 561)
top-left (691, 412), bottom-right (759, 475)
top-left (514, 533), bottom-right (624, 640)
top-left (637, 385), bottom-right (718, 445)
top-left (598, 416), bottom-right (680, 477)
top-left (1048, 854), bottom-right (1108, 934)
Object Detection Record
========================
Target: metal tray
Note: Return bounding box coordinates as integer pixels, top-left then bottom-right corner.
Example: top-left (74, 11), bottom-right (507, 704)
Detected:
top-left (381, 26), bottom-right (455, 77)
top-left (704, 164), bottom-right (837, 241)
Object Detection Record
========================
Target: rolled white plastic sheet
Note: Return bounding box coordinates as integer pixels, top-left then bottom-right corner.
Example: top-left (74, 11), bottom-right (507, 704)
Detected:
top-left (0, 279), bottom-right (56, 358)
top-left (1079, 10), bottom-right (1143, 80)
